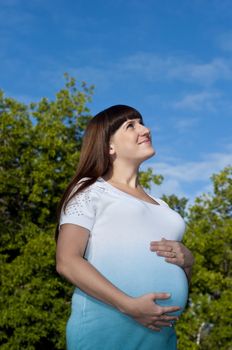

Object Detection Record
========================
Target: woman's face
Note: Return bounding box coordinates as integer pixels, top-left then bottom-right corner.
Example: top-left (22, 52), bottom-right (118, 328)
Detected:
top-left (109, 118), bottom-right (156, 164)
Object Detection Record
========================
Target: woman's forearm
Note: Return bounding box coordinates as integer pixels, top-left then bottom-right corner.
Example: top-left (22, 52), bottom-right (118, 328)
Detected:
top-left (57, 256), bottom-right (131, 313)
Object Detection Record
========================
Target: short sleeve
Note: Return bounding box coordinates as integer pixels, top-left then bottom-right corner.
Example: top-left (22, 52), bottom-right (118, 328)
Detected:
top-left (59, 186), bottom-right (97, 231)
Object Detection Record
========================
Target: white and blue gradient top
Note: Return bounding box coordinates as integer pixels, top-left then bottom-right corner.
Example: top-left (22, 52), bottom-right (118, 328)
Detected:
top-left (60, 177), bottom-right (189, 349)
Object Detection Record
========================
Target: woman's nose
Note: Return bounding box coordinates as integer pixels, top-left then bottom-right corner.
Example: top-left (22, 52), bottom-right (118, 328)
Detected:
top-left (140, 124), bottom-right (151, 136)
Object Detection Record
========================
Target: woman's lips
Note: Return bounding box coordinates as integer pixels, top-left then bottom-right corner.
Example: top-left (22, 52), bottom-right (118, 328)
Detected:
top-left (139, 139), bottom-right (151, 144)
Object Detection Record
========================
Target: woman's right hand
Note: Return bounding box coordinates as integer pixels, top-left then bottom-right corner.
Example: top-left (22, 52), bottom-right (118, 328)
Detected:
top-left (122, 293), bottom-right (181, 331)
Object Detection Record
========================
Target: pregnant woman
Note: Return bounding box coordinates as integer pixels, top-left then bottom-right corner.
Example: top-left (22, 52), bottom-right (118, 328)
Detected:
top-left (56, 105), bottom-right (194, 350)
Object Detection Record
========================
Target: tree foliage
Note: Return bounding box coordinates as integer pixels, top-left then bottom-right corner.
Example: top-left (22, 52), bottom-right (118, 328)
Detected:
top-left (0, 76), bottom-right (231, 349)
top-left (176, 166), bottom-right (232, 350)
top-left (0, 76), bottom-right (94, 349)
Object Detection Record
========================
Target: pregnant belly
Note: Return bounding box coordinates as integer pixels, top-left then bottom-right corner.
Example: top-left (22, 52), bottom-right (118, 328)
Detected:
top-left (136, 256), bottom-right (189, 315)
top-left (92, 252), bottom-right (189, 316)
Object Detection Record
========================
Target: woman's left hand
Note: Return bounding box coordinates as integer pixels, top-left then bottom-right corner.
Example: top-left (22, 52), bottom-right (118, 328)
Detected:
top-left (150, 238), bottom-right (194, 269)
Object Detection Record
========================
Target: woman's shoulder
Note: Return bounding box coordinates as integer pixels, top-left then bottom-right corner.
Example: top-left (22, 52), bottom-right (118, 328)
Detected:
top-left (75, 177), bottom-right (109, 200)
top-left (64, 178), bottom-right (107, 215)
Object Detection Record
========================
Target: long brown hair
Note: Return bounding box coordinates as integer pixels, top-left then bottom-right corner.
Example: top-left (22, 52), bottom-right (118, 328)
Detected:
top-left (55, 104), bottom-right (144, 241)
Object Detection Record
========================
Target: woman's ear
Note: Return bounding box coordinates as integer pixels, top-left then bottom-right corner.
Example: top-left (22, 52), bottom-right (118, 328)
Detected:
top-left (109, 144), bottom-right (115, 155)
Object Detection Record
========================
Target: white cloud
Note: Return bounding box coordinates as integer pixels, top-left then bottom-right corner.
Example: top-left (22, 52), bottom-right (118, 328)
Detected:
top-left (2, 47), bottom-right (232, 99)
top-left (154, 151), bottom-right (232, 182)
top-left (168, 58), bottom-right (232, 85)
top-left (63, 53), bottom-right (232, 92)
top-left (145, 145), bottom-right (232, 202)
top-left (172, 116), bottom-right (199, 132)
top-left (116, 53), bottom-right (232, 86)
top-left (173, 91), bottom-right (220, 111)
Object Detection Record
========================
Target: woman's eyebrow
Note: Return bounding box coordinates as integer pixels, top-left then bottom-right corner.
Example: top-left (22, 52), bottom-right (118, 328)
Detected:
top-left (123, 119), bottom-right (141, 128)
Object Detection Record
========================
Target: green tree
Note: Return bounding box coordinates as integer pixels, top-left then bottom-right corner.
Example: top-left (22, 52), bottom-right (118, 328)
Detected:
top-left (139, 167), bottom-right (163, 189)
top-left (0, 76), bottom-right (94, 349)
top-left (0, 224), bottom-right (70, 350)
top-left (176, 166), bottom-right (232, 350)
top-left (161, 194), bottom-right (189, 218)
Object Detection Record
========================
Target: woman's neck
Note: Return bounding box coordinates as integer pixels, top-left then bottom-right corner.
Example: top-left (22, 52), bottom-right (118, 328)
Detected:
top-left (102, 173), bottom-right (140, 189)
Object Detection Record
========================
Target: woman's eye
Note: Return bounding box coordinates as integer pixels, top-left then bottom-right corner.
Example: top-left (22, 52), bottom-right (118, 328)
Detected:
top-left (127, 123), bottom-right (134, 128)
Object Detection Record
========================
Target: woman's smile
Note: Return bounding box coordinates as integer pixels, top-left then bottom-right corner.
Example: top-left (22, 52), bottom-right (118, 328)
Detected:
top-left (139, 139), bottom-right (151, 145)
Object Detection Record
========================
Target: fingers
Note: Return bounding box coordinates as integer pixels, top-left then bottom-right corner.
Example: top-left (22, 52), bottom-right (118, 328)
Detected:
top-left (147, 325), bottom-right (161, 331)
top-left (152, 306), bottom-right (181, 318)
top-left (150, 243), bottom-right (174, 252)
top-left (150, 241), bottom-right (185, 266)
top-left (156, 314), bottom-right (179, 321)
top-left (151, 292), bottom-right (171, 300)
top-left (133, 292), bottom-right (181, 332)
top-left (155, 321), bottom-right (175, 327)
top-left (156, 250), bottom-right (178, 258)
top-left (147, 320), bottom-right (177, 332)
top-left (150, 238), bottom-right (182, 251)
top-left (155, 251), bottom-right (182, 264)
top-left (161, 305), bottom-right (182, 314)
top-left (151, 293), bottom-right (181, 314)
top-left (164, 257), bottom-right (179, 264)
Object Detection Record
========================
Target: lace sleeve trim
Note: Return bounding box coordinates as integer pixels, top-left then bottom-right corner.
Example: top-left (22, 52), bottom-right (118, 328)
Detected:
top-left (65, 183), bottom-right (108, 216)
top-left (65, 188), bottom-right (92, 216)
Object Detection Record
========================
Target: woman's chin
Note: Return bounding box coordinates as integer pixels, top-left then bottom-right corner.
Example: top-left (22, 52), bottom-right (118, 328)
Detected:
top-left (143, 149), bottom-right (156, 161)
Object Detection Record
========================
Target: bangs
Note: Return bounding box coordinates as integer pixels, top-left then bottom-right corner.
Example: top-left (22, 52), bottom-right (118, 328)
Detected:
top-left (107, 105), bottom-right (144, 135)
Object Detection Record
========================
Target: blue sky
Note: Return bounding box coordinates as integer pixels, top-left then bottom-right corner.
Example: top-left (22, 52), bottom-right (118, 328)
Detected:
top-left (1, 0), bottom-right (232, 206)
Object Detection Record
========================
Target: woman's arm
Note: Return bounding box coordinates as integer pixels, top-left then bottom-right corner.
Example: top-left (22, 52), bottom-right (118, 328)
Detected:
top-left (56, 224), bottom-right (181, 331)
top-left (150, 238), bottom-right (195, 284)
